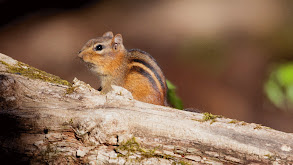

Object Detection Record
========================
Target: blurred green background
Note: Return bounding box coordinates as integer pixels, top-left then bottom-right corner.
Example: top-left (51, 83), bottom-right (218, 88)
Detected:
top-left (0, 0), bottom-right (293, 132)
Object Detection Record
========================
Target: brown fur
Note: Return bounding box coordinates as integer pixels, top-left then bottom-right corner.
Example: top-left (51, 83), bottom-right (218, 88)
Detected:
top-left (78, 31), bottom-right (167, 106)
top-left (124, 71), bottom-right (164, 105)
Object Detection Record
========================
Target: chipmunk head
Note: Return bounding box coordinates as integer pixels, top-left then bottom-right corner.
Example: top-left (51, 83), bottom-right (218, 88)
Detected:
top-left (78, 31), bottom-right (126, 77)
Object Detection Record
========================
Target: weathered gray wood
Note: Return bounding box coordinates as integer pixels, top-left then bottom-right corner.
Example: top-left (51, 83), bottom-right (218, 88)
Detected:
top-left (0, 53), bottom-right (292, 164)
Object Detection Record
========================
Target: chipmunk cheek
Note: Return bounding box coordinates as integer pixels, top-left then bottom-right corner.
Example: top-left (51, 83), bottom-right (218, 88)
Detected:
top-left (82, 55), bottom-right (91, 62)
top-left (91, 55), bottom-right (102, 64)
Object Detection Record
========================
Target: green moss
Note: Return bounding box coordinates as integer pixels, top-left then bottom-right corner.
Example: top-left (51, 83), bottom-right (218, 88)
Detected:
top-left (0, 60), bottom-right (10, 66)
top-left (193, 112), bottom-right (221, 124)
top-left (202, 112), bottom-right (219, 121)
top-left (158, 154), bottom-right (173, 160)
top-left (264, 154), bottom-right (276, 161)
top-left (115, 137), bottom-right (184, 163)
top-left (62, 119), bottom-right (74, 126)
top-left (229, 119), bottom-right (240, 124)
top-left (254, 125), bottom-right (262, 130)
top-left (66, 86), bottom-right (77, 94)
top-left (179, 161), bottom-right (191, 165)
top-left (263, 126), bottom-right (272, 129)
top-left (114, 137), bottom-right (195, 164)
top-left (171, 160), bottom-right (192, 165)
top-left (115, 137), bottom-right (141, 154)
top-left (114, 137), bottom-right (156, 159)
top-left (1, 60), bottom-right (71, 86)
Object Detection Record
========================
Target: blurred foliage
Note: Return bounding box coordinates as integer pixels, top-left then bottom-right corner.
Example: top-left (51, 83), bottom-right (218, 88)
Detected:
top-left (265, 63), bottom-right (293, 111)
top-left (264, 21), bottom-right (293, 112)
top-left (166, 80), bottom-right (183, 110)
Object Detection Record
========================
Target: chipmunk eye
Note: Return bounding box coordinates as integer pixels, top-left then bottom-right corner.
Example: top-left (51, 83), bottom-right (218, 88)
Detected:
top-left (95, 44), bottom-right (103, 51)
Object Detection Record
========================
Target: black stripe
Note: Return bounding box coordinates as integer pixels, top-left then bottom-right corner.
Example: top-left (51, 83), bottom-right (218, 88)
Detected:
top-left (130, 66), bottom-right (159, 92)
top-left (129, 49), bottom-right (157, 63)
top-left (131, 58), bottom-right (166, 92)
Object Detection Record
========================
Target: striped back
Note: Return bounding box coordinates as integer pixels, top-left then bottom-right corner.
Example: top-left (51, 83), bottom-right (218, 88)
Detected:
top-left (127, 49), bottom-right (167, 105)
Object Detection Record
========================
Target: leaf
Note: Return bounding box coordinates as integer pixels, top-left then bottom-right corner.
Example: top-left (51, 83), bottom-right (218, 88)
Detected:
top-left (264, 63), bottom-right (293, 111)
top-left (166, 80), bottom-right (184, 110)
top-left (276, 64), bottom-right (293, 86)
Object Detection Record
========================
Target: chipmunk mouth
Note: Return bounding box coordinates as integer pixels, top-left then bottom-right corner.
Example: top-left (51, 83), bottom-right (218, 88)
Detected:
top-left (84, 62), bottom-right (107, 77)
top-left (84, 61), bottom-right (95, 69)
top-left (79, 58), bottom-right (107, 77)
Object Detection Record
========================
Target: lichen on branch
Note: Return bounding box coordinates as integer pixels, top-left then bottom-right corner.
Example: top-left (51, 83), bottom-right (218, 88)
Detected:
top-left (0, 60), bottom-right (70, 86)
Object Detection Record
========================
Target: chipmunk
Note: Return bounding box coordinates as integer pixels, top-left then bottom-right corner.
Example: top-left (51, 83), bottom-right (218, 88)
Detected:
top-left (78, 31), bottom-right (168, 106)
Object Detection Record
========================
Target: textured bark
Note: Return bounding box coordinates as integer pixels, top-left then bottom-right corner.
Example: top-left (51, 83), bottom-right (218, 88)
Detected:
top-left (0, 53), bottom-right (292, 164)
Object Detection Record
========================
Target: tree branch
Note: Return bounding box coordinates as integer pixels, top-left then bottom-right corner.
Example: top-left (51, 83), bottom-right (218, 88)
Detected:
top-left (0, 53), bottom-right (292, 164)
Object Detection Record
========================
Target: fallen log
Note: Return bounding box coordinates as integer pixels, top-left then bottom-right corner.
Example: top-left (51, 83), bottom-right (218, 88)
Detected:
top-left (0, 53), bottom-right (292, 164)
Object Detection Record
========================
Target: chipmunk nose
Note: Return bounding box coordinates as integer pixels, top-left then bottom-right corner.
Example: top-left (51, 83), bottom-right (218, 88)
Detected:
top-left (78, 50), bottom-right (83, 58)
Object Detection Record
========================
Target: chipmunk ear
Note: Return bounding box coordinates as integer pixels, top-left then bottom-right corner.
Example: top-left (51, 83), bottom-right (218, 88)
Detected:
top-left (113, 34), bottom-right (123, 45)
top-left (113, 34), bottom-right (123, 50)
top-left (103, 31), bottom-right (113, 38)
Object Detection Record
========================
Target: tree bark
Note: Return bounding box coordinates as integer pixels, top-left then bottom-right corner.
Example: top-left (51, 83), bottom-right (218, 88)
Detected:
top-left (0, 53), bottom-right (292, 164)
